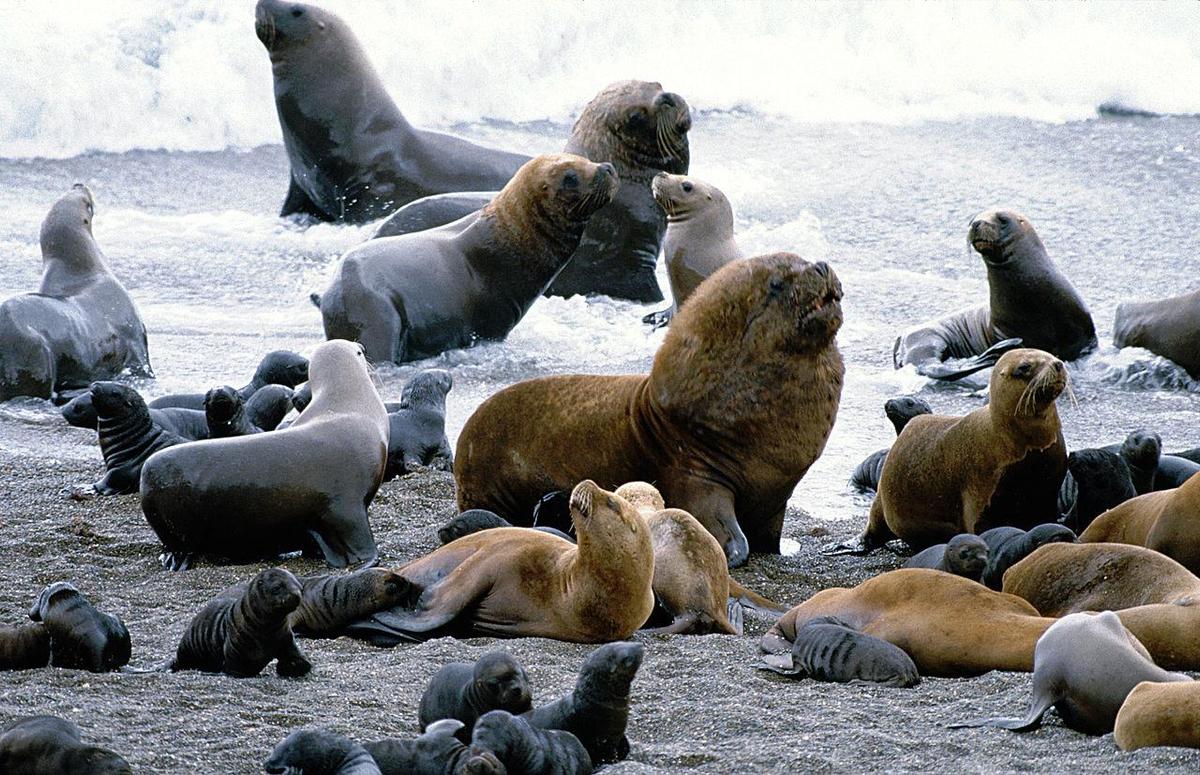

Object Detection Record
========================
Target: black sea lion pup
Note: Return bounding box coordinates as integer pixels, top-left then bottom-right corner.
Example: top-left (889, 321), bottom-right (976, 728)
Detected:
top-left (246, 384), bottom-right (295, 431)
top-left (264, 728), bottom-right (381, 775)
top-left (319, 154), bottom-right (619, 363)
top-left (0, 185), bottom-right (151, 402)
top-left (289, 568), bottom-right (415, 638)
top-left (419, 652), bottom-right (533, 740)
top-left (523, 641), bottom-right (643, 764)
top-left (1114, 429), bottom-right (1161, 494)
top-left (0, 624), bottom-right (50, 671)
top-left (29, 582), bottom-right (130, 673)
top-left (91, 381), bottom-right (185, 495)
top-left (979, 524), bottom-right (1076, 590)
top-left (471, 711), bottom-right (592, 775)
top-left (903, 534), bottom-right (988, 582)
top-left (456, 252), bottom-right (844, 567)
top-left (437, 510), bottom-right (512, 544)
top-left (759, 615), bottom-right (920, 688)
top-left (387, 369), bottom-right (453, 479)
top-left (1113, 287), bottom-right (1200, 380)
top-left (365, 720), bottom-right (504, 775)
top-left (950, 612), bottom-right (1189, 734)
top-left (149, 349), bottom-right (308, 410)
top-left (172, 567), bottom-right (310, 678)
top-left (1057, 449), bottom-right (1136, 533)
top-left (0, 715), bottom-right (132, 774)
top-left (849, 396), bottom-right (933, 493)
top-left (205, 385), bottom-right (262, 438)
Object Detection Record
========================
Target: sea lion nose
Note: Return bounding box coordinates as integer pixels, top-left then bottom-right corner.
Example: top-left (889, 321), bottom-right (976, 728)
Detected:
top-left (658, 93), bottom-right (676, 108)
top-left (812, 262), bottom-right (830, 279)
top-left (597, 163), bottom-right (616, 179)
top-left (1053, 361), bottom-right (1064, 374)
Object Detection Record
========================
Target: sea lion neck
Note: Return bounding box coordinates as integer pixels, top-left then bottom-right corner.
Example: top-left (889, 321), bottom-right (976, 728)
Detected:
top-left (38, 217), bottom-right (105, 296)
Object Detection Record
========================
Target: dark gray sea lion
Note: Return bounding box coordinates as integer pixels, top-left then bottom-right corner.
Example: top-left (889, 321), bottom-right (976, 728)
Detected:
top-left (894, 209), bottom-right (1095, 380)
top-left (903, 534), bottom-right (989, 581)
top-left (63, 388), bottom-right (209, 440)
top-left (386, 369), bottom-right (453, 479)
top-left (1112, 429), bottom-right (1162, 494)
top-left (204, 385), bottom-right (262, 439)
top-left (365, 720), bottom-right (504, 775)
top-left (523, 641), bottom-right (643, 765)
top-left (264, 728), bottom-right (381, 775)
top-left (950, 611), bottom-right (1189, 734)
top-left (317, 154), bottom-right (618, 364)
top-left (1155, 455), bottom-right (1200, 490)
top-left (1057, 448), bottom-right (1137, 533)
top-left (288, 568), bottom-right (414, 639)
top-left (978, 524), bottom-right (1077, 591)
top-left (245, 384), bottom-right (295, 431)
top-left (172, 567), bottom-right (310, 678)
top-left (254, 0), bottom-right (528, 224)
top-left (471, 710), bottom-right (592, 775)
top-left (0, 184), bottom-right (151, 402)
top-left (1113, 287), bottom-right (1200, 379)
top-left (435, 510), bottom-right (573, 545)
top-left (849, 396), bottom-right (933, 492)
top-left (29, 582), bottom-right (131, 673)
top-left (90, 381), bottom-right (185, 496)
top-left (0, 715), bottom-right (132, 774)
top-left (1169, 446), bottom-right (1200, 465)
top-left (418, 652), bottom-right (533, 740)
top-left (148, 349), bottom-right (308, 410)
top-left (0, 624), bottom-right (50, 671)
top-left (759, 615), bottom-right (920, 687)
top-left (140, 340), bottom-right (388, 571)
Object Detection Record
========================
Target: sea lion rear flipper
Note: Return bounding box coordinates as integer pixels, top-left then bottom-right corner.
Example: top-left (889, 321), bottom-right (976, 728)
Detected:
top-left (948, 698), bottom-right (1051, 732)
top-left (920, 337), bottom-right (1024, 381)
top-left (726, 599), bottom-right (745, 635)
top-left (641, 307), bottom-right (674, 329)
top-left (727, 579), bottom-right (787, 615)
top-left (159, 551), bottom-right (194, 572)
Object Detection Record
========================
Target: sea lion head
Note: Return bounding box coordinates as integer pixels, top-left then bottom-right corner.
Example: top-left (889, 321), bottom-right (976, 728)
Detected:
top-left (651, 173), bottom-right (732, 227)
top-left (990, 348), bottom-right (1067, 431)
top-left (883, 396), bottom-right (932, 434)
top-left (61, 392), bottom-right (98, 428)
top-left (1121, 429), bottom-right (1162, 471)
top-left (255, 350), bottom-right (310, 388)
top-left (400, 368), bottom-right (453, 408)
top-left (569, 480), bottom-right (647, 545)
top-left (577, 641), bottom-right (645, 699)
top-left (89, 382), bottom-right (147, 422)
top-left (944, 534), bottom-right (989, 579)
top-left (29, 581), bottom-right (80, 622)
top-left (40, 184), bottom-right (98, 264)
top-left (303, 339), bottom-right (386, 423)
top-left (264, 728), bottom-right (358, 775)
top-left (488, 154), bottom-right (620, 249)
top-left (249, 568), bottom-right (303, 617)
top-left (473, 651), bottom-right (533, 712)
top-left (571, 80), bottom-right (691, 174)
top-left (613, 481), bottom-right (666, 516)
top-left (968, 209), bottom-right (1042, 265)
top-left (1024, 523), bottom-right (1077, 549)
top-left (255, 0), bottom-right (345, 55)
top-left (204, 385), bottom-right (244, 424)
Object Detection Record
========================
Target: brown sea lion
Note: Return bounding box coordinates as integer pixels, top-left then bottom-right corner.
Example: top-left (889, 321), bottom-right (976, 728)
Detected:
top-left (455, 252), bottom-right (844, 567)
top-left (761, 569), bottom-right (1054, 676)
top-left (1078, 471), bottom-right (1200, 575)
top-left (346, 481), bottom-right (654, 645)
top-left (642, 173), bottom-right (742, 327)
top-left (1115, 680), bottom-right (1200, 751)
top-left (0, 184), bottom-right (151, 402)
top-left (317, 154), bottom-right (618, 364)
top-left (28, 582), bottom-right (131, 673)
top-left (418, 652), bottom-right (533, 740)
top-left (0, 715), bottom-right (132, 774)
top-left (0, 624), bottom-right (49, 671)
top-left (894, 209), bottom-right (1096, 380)
top-left (254, 0), bottom-right (528, 224)
top-left (1113, 287), bottom-right (1200, 380)
top-left (837, 348), bottom-right (1066, 553)
top-left (289, 568), bottom-right (415, 638)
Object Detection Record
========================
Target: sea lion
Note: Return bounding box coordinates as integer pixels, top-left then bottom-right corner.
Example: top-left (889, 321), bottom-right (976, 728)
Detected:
top-left (264, 728), bottom-right (381, 775)
top-left (903, 534), bottom-right (989, 582)
top-left (434, 511), bottom-right (574, 545)
top-left (1057, 448), bottom-right (1137, 533)
top-left (318, 154), bottom-right (619, 364)
top-left (1170, 446), bottom-right (1200, 465)
top-left (456, 252), bottom-right (844, 567)
top-left (1115, 680), bottom-right (1200, 752)
top-left (386, 369), bottom-right (453, 479)
top-left (0, 716), bottom-right (132, 774)
top-left (984, 430), bottom-right (1068, 532)
top-left (522, 641), bottom-right (644, 765)
top-left (140, 339), bottom-right (388, 571)
top-left (761, 569), bottom-right (1054, 676)
top-left (1078, 472), bottom-right (1200, 575)
top-left (289, 568), bottom-right (415, 638)
top-left (1113, 287), bottom-right (1200, 380)
top-left (245, 384), bottom-right (294, 432)
top-left (172, 567), bottom-right (311, 678)
top-left (0, 624), bottom-right (49, 671)
top-left (1157, 455), bottom-right (1200, 490)
top-left (204, 385), bottom-right (262, 438)
top-left (148, 349), bottom-right (308, 410)
top-left (894, 209), bottom-right (1095, 380)
top-left (758, 615), bottom-right (921, 687)
top-left (28, 582), bottom-right (131, 673)
top-left (365, 720), bottom-right (504, 775)
top-left (1113, 428), bottom-right (1161, 494)
top-left (61, 390), bottom-right (208, 441)
top-left (0, 184), bottom-right (151, 402)
top-left (837, 349), bottom-right (1066, 553)
top-left (642, 173), bottom-right (742, 327)
top-left (254, 0), bottom-right (528, 224)
top-left (345, 481), bottom-right (654, 644)
top-left (90, 381), bottom-right (186, 495)
top-left (471, 711), bottom-right (592, 775)
top-left (849, 396), bottom-right (933, 493)
top-left (418, 652), bottom-right (533, 740)
top-left (978, 524), bottom-right (1076, 590)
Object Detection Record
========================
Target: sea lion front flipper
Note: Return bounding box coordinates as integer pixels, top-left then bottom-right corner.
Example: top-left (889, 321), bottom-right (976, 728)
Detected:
top-left (641, 307), bottom-right (674, 329)
top-left (280, 176), bottom-right (325, 221)
top-left (726, 598), bottom-right (745, 635)
top-left (159, 552), bottom-right (194, 572)
top-left (757, 653), bottom-right (804, 677)
top-left (308, 505), bottom-right (378, 569)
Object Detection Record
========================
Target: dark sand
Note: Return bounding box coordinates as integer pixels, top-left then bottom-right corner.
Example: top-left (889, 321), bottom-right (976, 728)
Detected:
top-left (1, 416), bottom-right (1198, 774)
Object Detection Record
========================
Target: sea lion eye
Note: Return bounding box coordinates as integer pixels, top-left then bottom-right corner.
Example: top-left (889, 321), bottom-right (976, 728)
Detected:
top-left (1013, 362), bottom-right (1032, 378)
top-left (627, 108), bottom-right (648, 127)
top-left (996, 213), bottom-right (1009, 224)
top-left (681, 181), bottom-right (693, 193)
top-left (562, 170), bottom-right (579, 189)
top-left (769, 277), bottom-right (785, 295)
top-left (291, 8), bottom-right (304, 17)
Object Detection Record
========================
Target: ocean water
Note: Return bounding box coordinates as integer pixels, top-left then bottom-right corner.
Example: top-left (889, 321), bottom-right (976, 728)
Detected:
top-left (2, 1), bottom-right (1199, 528)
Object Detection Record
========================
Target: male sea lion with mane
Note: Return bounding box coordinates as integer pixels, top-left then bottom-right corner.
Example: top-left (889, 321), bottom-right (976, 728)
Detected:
top-left (455, 252), bottom-right (843, 567)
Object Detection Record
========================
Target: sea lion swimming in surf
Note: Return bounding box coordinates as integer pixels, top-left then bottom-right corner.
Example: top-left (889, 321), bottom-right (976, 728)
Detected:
top-left (1113, 287), bottom-right (1200, 380)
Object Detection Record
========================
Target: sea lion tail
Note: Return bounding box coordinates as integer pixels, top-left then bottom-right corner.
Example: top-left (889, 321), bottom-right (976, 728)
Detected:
top-left (309, 292), bottom-right (322, 309)
top-left (727, 580), bottom-right (788, 616)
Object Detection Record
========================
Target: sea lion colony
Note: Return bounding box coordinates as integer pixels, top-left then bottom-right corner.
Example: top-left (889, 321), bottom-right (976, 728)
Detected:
top-left (2, 0), bottom-right (1200, 771)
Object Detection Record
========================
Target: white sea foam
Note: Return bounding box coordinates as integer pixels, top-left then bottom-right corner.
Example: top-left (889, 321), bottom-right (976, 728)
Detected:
top-left (1, 0), bottom-right (1198, 158)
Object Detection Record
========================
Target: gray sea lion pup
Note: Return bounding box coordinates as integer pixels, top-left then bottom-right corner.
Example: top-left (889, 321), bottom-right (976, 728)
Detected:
top-left (0, 624), bottom-right (50, 671)
top-left (903, 534), bottom-right (989, 582)
top-left (471, 711), bottom-right (592, 775)
top-left (0, 715), bottom-right (132, 774)
top-left (254, 0), bottom-right (527, 224)
top-left (759, 615), bottom-right (920, 687)
top-left (1113, 287), bottom-right (1200, 380)
top-left (365, 720), bottom-right (504, 775)
top-left (140, 340), bottom-right (388, 571)
top-left (950, 611), bottom-right (1189, 734)
top-left (264, 728), bottom-right (381, 775)
top-left (29, 582), bottom-right (131, 673)
top-left (523, 641), bottom-right (643, 764)
top-left (849, 396), bottom-right (933, 492)
top-left (642, 173), bottom-right (742, 328)
top-left (148, 349), bottom-right (308, 410)
top-left (205, 385), bottom-right (262, 439)
top-left (386, 369), bottom-right (453, 479)
top-left (894, 209), bottom-right (1095, 380)
top-left (289, 568), bottom-right (415, 639)
top-left (419, 652), bottom-right (533, 740)
top-left (1111, 429), bottom-right (1162, 494)
top-left (0, 184), bottom-right (151, 402)
top-left (978, 524), bottom-right (1076, 590)
top-left (1057, 449), bottom-right (1137, 533)
top-left (90, 382), bottom-right (186, 495)
top-left (172, 567), bottom-right (311, 678)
